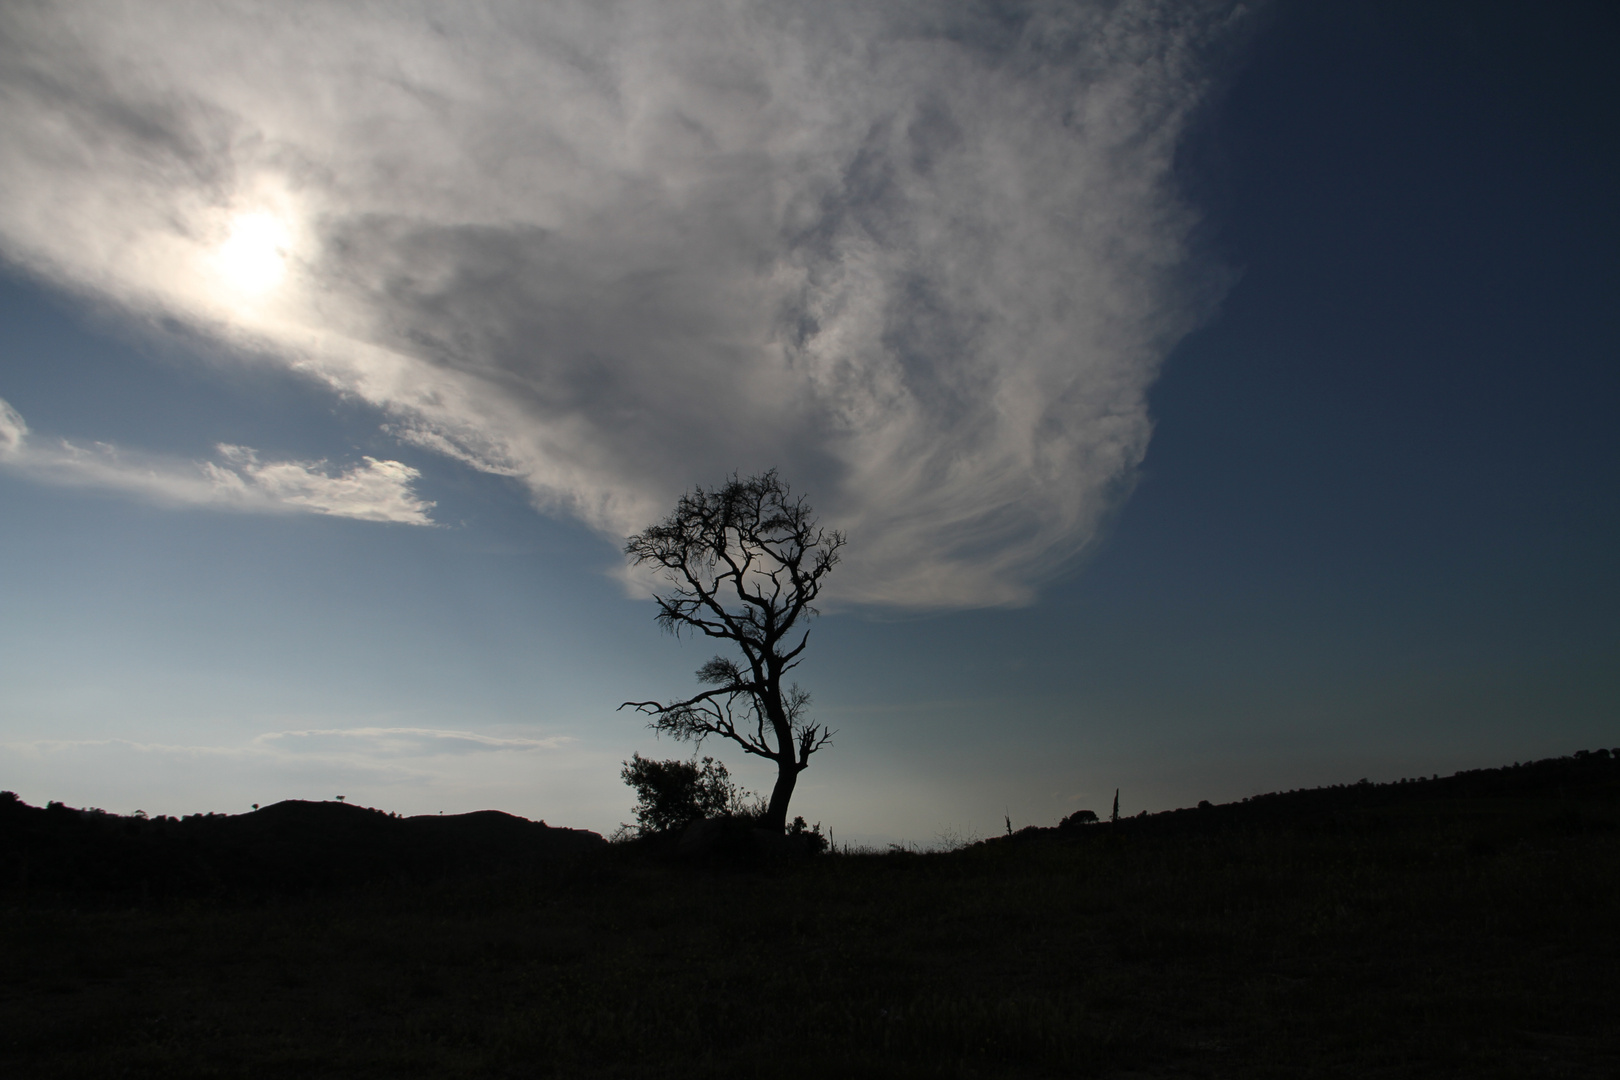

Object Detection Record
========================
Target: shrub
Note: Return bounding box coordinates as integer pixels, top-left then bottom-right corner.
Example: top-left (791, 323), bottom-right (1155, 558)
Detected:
top-left (620, 754), bottom-right (759, 837)
top-left (787, 815), bottom-right (828, 855)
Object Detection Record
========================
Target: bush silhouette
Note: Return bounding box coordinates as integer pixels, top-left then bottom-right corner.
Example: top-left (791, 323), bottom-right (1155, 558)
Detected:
top-left (620, 754), bottom-right (759, 837)
top-left (786, 814), bottom-right (828, 854)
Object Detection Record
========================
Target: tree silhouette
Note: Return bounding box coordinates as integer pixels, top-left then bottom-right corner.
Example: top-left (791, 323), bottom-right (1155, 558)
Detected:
top-left (621, 470), bottom-right (844, 832)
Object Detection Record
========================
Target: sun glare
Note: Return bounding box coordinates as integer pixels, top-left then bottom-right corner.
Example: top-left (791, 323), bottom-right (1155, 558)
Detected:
top-left (215, 211), bottom-right (293, 294)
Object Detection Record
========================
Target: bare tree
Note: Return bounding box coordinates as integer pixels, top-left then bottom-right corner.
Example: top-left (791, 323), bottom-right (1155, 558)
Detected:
top-left (620, 470), bottom-right (845, 832)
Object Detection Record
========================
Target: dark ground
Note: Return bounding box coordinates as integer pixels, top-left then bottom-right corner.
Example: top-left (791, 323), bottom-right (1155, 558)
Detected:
top-left (2, 750), bottom-right (1617, 1078)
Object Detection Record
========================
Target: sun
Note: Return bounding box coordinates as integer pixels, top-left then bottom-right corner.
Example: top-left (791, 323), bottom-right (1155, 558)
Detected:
top-left (214, 211), bottom-right (293, 294)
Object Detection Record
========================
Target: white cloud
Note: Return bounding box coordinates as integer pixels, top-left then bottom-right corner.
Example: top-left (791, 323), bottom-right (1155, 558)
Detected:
top-left (0, 0), bottom-right (1242, 607)
top-left (4, 726), bottom-right (571, 775)
top-left (251, 727), bottom-right (572, 757)
top-left (0, 396), bottom-right (435, 525)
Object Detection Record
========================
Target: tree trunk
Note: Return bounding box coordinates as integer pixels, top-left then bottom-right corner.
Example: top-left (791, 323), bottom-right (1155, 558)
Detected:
top-left (763, 760), bottom-right (798, 832)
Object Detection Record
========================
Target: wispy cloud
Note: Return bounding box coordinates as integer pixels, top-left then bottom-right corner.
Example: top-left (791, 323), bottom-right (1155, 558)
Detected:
top-left (251, 727), bottom-right (572, 757)
top-left (0, 1), bottom-right (1243, 607)
top-left (0, 396), bottom-right (434, 525)
top-left (1, 727), bottom-right (581, 811)
top-left (6, 727), bottom-right (571, 766)
top-left (1, 726), bottom-right (612, 822)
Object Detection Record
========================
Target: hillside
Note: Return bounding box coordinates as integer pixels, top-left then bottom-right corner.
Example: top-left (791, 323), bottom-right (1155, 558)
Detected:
top-left (2, 749), bottom-right (1615, 1077)
top-left (0, 795), bottom-right (606, 896)
top-left (5, 748), bottom-right (1617, 894)
top-left (996, 745), bottom-right (1620, 846)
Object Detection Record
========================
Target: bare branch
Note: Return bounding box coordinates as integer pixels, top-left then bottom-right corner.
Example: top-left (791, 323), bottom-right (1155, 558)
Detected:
top-left (621, 470), bottom-right (842, 831)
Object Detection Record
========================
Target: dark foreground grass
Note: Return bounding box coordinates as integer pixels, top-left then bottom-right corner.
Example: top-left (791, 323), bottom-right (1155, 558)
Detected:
top-left (3, 769), bottom-right (1618, 1078)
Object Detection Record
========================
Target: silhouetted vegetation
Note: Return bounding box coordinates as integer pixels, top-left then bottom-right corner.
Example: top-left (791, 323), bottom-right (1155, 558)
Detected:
top-left (2, 749), bottom-right (1617, 1077)
top-left (615, 754), bottom-right (831, 863)
top-left (785, 813), bottom-right (829, 855)
top-left (618, 753), bottom-right (760, 837)
top-left (621, 470), bottom-right (844, 831)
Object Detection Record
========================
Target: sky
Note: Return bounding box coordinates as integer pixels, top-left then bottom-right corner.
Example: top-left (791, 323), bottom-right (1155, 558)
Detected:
top-left (1, 0), bottom-right (1615, 845)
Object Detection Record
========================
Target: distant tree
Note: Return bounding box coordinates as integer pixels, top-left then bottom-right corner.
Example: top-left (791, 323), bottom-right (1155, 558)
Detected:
top-left (621, 470), bottom-right (845, 832)
top-left (620, 753), bottom-right (758, 836)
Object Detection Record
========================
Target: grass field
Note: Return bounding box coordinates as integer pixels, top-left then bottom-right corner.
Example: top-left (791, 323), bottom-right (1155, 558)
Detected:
top-left (3, 754), bottom-right (1617, 1078)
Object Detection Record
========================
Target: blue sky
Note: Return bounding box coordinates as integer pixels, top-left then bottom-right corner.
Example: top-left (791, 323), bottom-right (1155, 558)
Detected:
top-left (1, 0), bottom-right (1615, 845)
